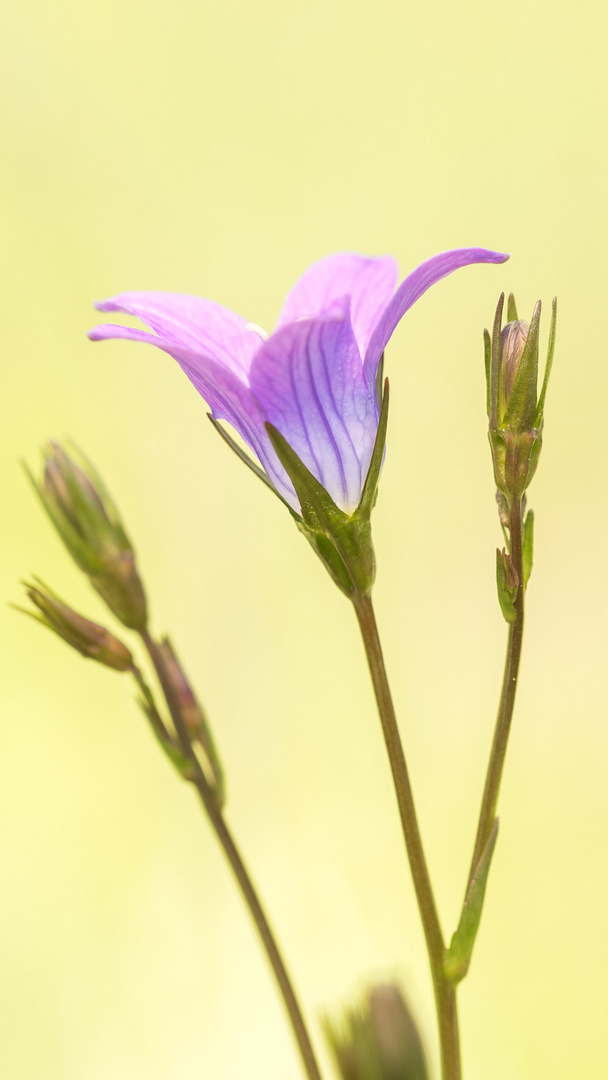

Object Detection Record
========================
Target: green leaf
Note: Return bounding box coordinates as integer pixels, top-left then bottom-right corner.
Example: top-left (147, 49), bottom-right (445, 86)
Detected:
top-left (522, 509), bottom-right (534, 588)
top-left (357, 378), bottom-right (389, 521)
top-left (504, 300), bottom-right (541, 432)
top-left (496, 548), bottom-right (518, 623)
top-left (444, 819), bottom-right (499, 984)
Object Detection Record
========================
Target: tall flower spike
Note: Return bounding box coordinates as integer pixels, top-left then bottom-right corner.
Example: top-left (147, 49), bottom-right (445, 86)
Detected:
top-left (90, 248), bottom-right (508, 517)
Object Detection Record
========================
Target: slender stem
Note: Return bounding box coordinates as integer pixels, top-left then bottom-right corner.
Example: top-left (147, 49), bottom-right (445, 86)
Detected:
top-left (352, 593), bottom-right (461, 1080)
top-left (467, 496), bottom-right (524, 882)
top-left (139, 629), bottom-right (323, 1080)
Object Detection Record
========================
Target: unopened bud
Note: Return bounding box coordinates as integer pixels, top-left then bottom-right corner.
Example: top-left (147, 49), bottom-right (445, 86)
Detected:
top-left (17, 581), bottom-right (133, 671)
top-left (498, 319), bottom-right (529, 420)
top-left (27, 442), bottom-right (147, 630)
top-left (485, 293), bottom-right (557, 501)
top-left (157, 636), bottom-right (225, 806)
top-left (324, 983), bottom-right (428, 1080)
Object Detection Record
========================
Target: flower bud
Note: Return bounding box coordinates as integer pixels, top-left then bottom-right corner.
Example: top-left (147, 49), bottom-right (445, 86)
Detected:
top-left (485, 293), bottom-right (557, 501)
top-left (324, 983), bottom-right (428, 1080)
top-left (157, 636), bottom-right (225, 805)
top-left (498, 319), bottom-right (529, 421)
top-left (28, 442), bottom-right (147, 630)
top-left (18, 581), bottom-right (133, 671)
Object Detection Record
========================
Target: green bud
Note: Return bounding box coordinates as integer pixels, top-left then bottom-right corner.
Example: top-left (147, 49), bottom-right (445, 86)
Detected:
top-left (157, 636), bottom-right (225, 806)
top-left (498, 319), bottom-right (530, 422)
top-left (17, 581), bottom-right (133, 671)
top-left (485, 294), bottom-right (557, 503)
top-left (27, 442), bottom-right (147, 630)
top-left (324, 983), bottom-right (428, 1080)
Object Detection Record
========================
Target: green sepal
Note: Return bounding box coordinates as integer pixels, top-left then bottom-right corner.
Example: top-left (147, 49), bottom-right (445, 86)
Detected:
top-left (357, 378), bottom-right (389, 521)
top-left (522, 509), bottom-right (534, 588)
top-left (507, 292), bottom-right (518, 322)
top-left (207, 414), bottom-right (297, 517)
top-left (536, 297), bottom-right (557, 424)
top-left (483, 329), bottom-right (491, 419)
top-left (489, 293), bottom-right (504, 432)
top-left (444, 819), bottom-right (499, 984)
top-left (265, 423), bottom-right (347, 534)
top-left (265, 424), bottom-right (377, 597)
top-left (504, 300), bottom-right (541, 433)
top-left (496, 547), bottom-right (519, 623)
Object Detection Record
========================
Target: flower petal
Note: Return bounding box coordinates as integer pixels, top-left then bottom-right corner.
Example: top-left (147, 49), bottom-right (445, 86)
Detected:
top-left (276, 253), bottom-right (398, 360)
top-left (364, 247), bottom-right (510, 390)
top-left (91, 292), bottom-right (261, 378)
top-left (89, 315), bottom-right (299, 509)
top-left (251, 304), bottom-right (378, 512)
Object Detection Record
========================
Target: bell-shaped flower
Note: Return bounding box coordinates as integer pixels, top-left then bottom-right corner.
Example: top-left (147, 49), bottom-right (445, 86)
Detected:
top-left (90, 248), bottom-right (508, 515)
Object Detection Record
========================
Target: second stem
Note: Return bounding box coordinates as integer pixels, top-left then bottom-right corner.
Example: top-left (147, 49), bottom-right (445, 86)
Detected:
top-left (352, 592), bottom-right (461, 1080)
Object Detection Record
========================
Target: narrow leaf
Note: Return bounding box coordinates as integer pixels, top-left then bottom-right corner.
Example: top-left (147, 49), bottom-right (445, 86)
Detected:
top-left (496, 548), bottom-right (518, 623)
top-left (522, 509), bottom-right (534, 587)
top-left (357, 378), bottom-right (390, 521)
top-left (444, 819), bottom-right (499, 984)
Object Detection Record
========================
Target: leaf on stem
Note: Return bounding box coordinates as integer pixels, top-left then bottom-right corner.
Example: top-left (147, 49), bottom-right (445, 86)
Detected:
top-left (444, 818), bottom-right (499, 984)
top-left (496, 548), bottom-right (519, 623)
top-left (522, 509), bottom-right (534, 588)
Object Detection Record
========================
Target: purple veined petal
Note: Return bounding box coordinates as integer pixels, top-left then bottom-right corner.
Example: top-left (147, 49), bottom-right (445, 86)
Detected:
top-left (89, 319), bottom-right (300, 509)
top-left (92, 292), bottom-right (262, 379)
top-left (251, 303), bottom-right (379, 513)
top-left (276, 253), bottom-right (398, 361)
top-left (363, 247), bottom-right (510, 392)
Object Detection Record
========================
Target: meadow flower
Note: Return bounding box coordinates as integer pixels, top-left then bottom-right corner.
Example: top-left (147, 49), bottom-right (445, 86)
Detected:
top-left (90, 248), bottom-right (508, 514)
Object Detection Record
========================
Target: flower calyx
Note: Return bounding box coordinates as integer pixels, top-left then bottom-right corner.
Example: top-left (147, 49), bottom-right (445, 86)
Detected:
top-left (27, 442), bottom-right (148, 630)
top-left (265, 380), bottom-right (390, 598)
top-left (485, 292), bottom-right (556, 503)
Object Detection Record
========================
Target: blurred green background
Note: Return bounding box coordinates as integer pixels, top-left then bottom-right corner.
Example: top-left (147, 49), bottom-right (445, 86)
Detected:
top-left (1, 0), bottom-right (607, 1077)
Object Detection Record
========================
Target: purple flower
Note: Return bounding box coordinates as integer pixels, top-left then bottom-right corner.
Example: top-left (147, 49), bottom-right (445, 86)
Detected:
top-left (89, 248), bottom-right (508, 514)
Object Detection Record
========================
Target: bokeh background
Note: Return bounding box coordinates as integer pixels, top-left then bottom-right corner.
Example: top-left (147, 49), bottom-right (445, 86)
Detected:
top-left (2, 1), bottom-right (607, 1077)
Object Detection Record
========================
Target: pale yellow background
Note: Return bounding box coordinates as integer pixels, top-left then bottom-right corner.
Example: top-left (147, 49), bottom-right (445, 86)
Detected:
top-left (1, 1), bottom-right (606, 1077)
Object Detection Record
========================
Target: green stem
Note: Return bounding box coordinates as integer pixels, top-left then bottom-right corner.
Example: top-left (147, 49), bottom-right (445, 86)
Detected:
top-left (352, 593), bottom-right (461, 1080)
top-left (467, 496), bottom-right (524, 883)
top-left (140, 629), bottom-right (323, 1080)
